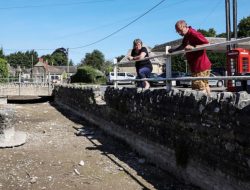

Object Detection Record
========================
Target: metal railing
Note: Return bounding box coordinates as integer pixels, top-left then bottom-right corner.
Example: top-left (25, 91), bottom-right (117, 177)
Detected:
top-left (112, 37), bottom-right (250, 91)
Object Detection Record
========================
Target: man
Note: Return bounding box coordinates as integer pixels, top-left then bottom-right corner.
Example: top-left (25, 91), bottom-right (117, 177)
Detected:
top-left (169, 20), bottom-right (212, 95)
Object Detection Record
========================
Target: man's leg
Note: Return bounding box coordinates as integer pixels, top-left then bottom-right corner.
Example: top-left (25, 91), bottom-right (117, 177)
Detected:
top-left (204, 70), bottom-right (211, 95)
top-left (192, 70), bottom-right (210, 95)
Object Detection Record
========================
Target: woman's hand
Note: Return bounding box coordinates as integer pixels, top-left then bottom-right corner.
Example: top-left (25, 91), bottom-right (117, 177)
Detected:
top-left (128, 56), bottom-right (134, 61)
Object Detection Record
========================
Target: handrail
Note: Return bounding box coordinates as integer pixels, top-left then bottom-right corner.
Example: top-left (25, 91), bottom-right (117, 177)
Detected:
top-left (119, 54), bottom-right (166, 65)
top-left (112, 37), bottom-right (250, 89)
top-left (111, 75), bottom-right (250, 82)
top-left (170, 36), bottom-right (250, 55)
top-left (116, 37), bottom-right (250, 64)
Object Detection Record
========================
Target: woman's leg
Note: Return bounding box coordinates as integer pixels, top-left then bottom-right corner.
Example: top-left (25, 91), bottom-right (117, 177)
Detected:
top-left (138, 67), bottom-right (151, 89)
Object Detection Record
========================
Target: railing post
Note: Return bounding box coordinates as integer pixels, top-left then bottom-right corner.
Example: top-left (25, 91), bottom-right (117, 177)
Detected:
top-left (18, 73), bottom-right (21, 96)
top-left (48, 72), bottom-right (50, 95)
top-left (113, 58), bottom-right (118, 89)
top-left (165, 46), bottom-right (172, 92)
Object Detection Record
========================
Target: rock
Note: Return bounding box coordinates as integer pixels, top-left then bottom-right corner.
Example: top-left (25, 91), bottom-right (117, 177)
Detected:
top-left (79, 160), bottom-right (85, 166)
top-left (30, 177), bottom-right (37, 184)
top-left (74, 169), bottom-right (80, 175)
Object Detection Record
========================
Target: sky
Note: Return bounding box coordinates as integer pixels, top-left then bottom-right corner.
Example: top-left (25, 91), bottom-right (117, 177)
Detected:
top-left (0, 0), bottom-right (249, 65)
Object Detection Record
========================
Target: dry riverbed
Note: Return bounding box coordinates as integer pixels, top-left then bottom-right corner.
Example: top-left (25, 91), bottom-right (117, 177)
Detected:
top-left (0, 102), bottom-right (200, 190)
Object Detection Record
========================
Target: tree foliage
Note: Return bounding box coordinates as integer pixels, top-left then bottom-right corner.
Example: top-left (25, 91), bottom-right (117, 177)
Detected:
top-left (51, 47), bottom-right (68, 66)
top-left (102, 60), bottom-right (113, 75)
top-left (0, 48), bottom-right (5, 59)
top-left (41, 54), bottom-right (53, 64)
top-left (238, 16), bottom-right (250, 37)
top-left (41, 47), bottom-right (71, 66)
top-left (81, 50), bottom-right (105, 71)
top-left (69, 59), bottom-right (74, 66)
top-left (216, 33), bottom-right (227, 38)
top-left (197, 28), bottom-right (216, 37)
top-left (6, 50), bottom-right (38, 68)
top-left (116, 55), bottom-right (125, 62)
top-left (0, 58), bottom-right (9, 80)
top-left (171, 55), bottom-right (187, 72)
top-left (71, 65), bottom-right (105, 84)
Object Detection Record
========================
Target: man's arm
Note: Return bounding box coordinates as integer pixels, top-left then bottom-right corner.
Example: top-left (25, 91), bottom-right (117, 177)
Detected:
top-left (168, 44), bottom-right (185, 53)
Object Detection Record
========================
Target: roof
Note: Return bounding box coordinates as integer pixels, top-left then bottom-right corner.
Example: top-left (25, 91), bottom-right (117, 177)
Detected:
top-left (54, 66), bottom-right (77, 73)
top-left (47, 65), bottom-right (64, 74)
top-left (34, 61), bottom-right (45, 67)
top-left (33, 58), bottom-right (77, 75)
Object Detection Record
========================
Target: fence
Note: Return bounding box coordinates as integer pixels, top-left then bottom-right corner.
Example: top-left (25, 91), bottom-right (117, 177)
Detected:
top-left (112, 37), bottom-right (250, 91)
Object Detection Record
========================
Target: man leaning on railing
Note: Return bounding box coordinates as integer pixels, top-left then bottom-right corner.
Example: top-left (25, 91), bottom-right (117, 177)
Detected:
top-left (169, 20), bottom-right (212, 96)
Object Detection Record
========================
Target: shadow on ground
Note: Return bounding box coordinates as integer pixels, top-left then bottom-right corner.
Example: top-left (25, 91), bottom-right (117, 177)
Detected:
top-left (51, 102), bottom-right (201, 190)
top-left (7, 96), bottom-right (54, 104)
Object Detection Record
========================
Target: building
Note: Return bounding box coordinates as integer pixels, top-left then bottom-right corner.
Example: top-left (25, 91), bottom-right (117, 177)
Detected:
top-left (32, 58), bottom-right (77, 83)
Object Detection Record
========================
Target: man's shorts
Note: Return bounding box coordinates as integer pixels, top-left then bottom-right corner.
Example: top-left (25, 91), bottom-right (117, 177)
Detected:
top-left (191, 70), bottom-right (210, 90)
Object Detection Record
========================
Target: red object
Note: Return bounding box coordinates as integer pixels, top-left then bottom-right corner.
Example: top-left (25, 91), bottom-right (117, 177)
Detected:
top-left (182, 27), bottom-right (211, 73)
top-left (226, 48), bottom-right (250, 91)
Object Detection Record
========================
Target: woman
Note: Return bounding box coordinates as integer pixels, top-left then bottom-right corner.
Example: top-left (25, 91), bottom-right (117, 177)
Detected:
top-left (128, 39), bottom-right (152, 89)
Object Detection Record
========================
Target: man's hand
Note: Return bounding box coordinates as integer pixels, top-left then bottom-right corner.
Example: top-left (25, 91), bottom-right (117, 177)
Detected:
top-left (185, 45), bottom-right (195, 50)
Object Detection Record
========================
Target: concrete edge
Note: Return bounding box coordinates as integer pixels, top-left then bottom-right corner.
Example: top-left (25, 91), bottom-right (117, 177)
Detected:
top-left (0, 131), bottom-right (27, 148)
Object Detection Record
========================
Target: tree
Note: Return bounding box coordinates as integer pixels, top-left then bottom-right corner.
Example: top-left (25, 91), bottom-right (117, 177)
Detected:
top-left (216, 33), bottom-right (227, 38)
top-left (71, 65), bottom-right (105, 84)
top-left (197, 28), bottom-right (216, 37)
top-left (216, 16), bottom-right (250, 38)
top-left (238, 16), bottom-right (250, 37)
top-left (69, 59), bottom-right (74, 66)
top-left (51, 47), bottom-right (68, 66)
top-left (207, 52), bottom-right (227, 71)
top-left (116, 55), bottom-right (125, 62)
top-left (171, 55), bottom-right (187, 73)
top-left (26, 50), bottom-right (39, 68)
top-left (0, 58), bottom-right (9, 81)
top-left (6, 50), bottom-right (38, 68)
top-left (0, 48), bottom-right (5, 59)
top-left (41, 54), bottom-right (53, 64)
top-left (81, 50), bottom-right (105, 71)
top-left (102, 60), bottom-right (113, 74)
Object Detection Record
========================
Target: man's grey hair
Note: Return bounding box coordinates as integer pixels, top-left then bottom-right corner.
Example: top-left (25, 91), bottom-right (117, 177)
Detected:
top-left (133, 39), bottom-right (143, 48)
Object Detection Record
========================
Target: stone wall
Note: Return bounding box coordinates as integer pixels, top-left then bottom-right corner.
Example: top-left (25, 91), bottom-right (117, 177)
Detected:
top-left (0, 84), bottom-right (53, 96)
top-left (53, 85), bottom-right (250, 190)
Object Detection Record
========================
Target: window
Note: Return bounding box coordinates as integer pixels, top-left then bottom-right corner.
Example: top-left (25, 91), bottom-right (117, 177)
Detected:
top-left (118, 73), bottom-right (125, 76)
top-left (127, 73), bottom-right (134, 77)
top-left (242, 57), bottom-right (249, 72)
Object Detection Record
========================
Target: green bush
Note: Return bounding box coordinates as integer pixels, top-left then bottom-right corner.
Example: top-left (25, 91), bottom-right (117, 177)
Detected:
top-left (71, 66), bottom-right (106, 84)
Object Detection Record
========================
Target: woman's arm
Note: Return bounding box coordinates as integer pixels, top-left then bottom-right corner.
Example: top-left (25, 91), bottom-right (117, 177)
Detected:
top-left (133, 52), bottom-right (146, 60)
top-left (128, 48), bottom-right (147, 60)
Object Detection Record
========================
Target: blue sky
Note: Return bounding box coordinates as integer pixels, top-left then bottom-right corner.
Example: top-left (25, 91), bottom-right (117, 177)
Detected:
top-left (0, 0), bottom-right (249, 65)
